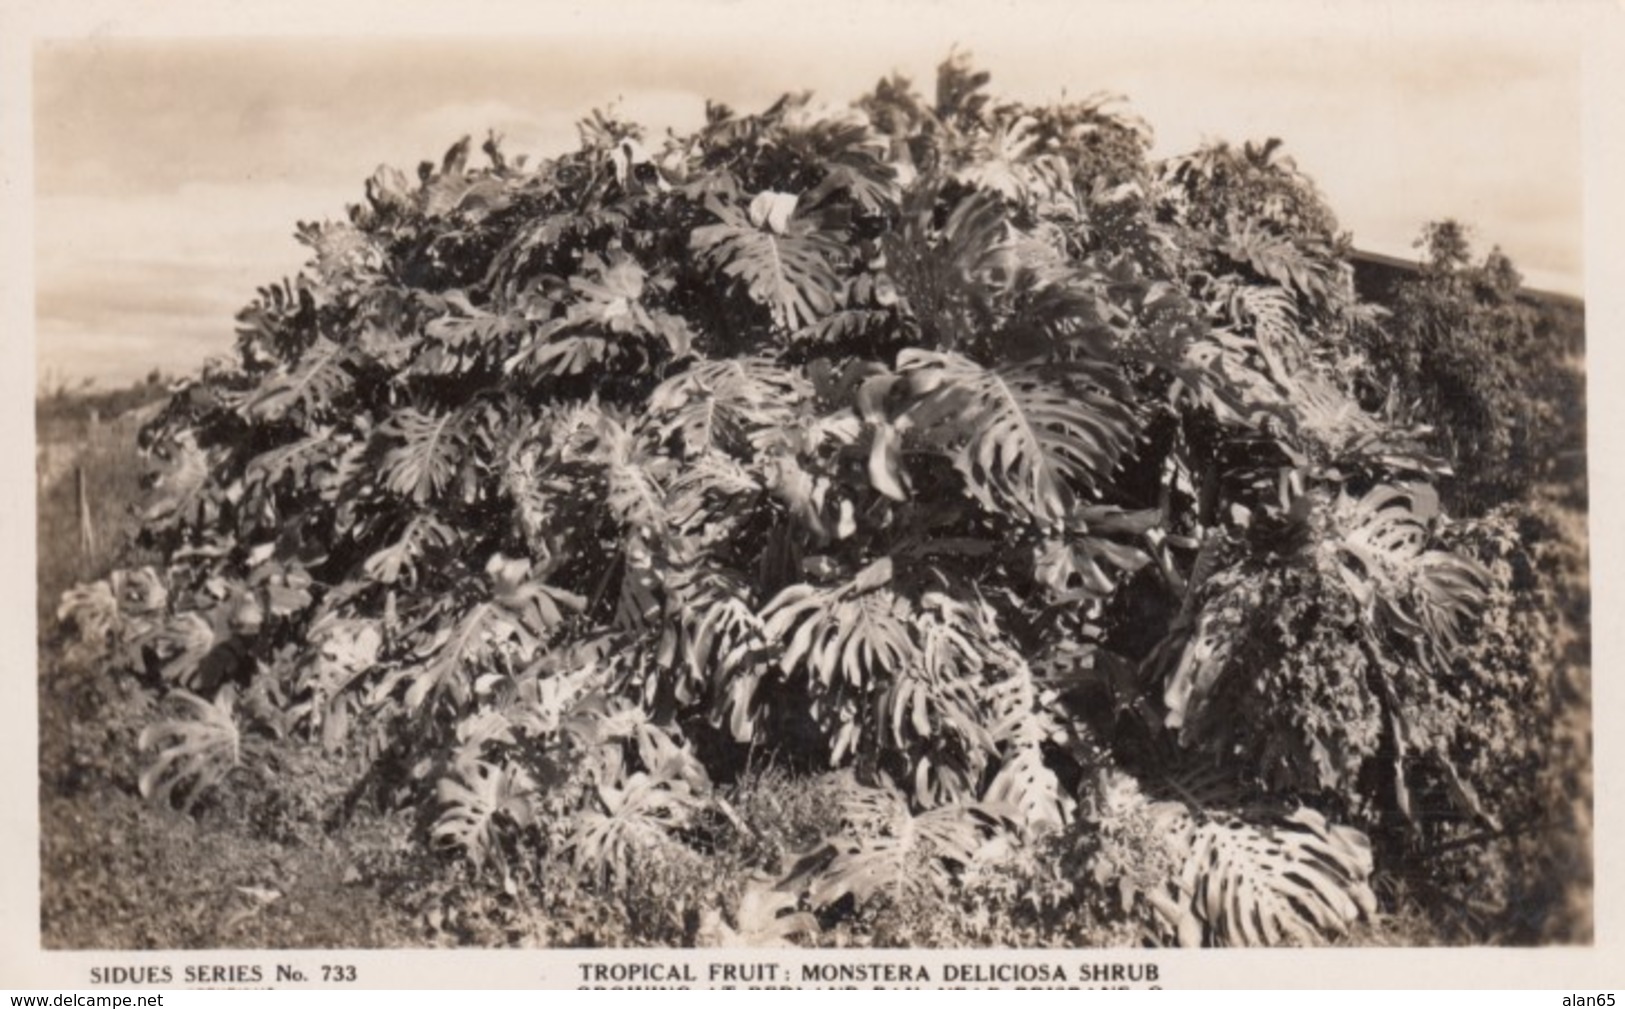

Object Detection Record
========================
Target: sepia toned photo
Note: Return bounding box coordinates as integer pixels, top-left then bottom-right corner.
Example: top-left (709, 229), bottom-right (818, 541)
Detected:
top-left (7, 0), bottom-right (1621, 989)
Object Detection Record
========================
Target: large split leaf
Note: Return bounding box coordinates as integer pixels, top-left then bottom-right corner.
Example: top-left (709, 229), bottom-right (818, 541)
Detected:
top-left (432, 757), bottom-right (538, 876)
top-left (237, 338), bottom-right (355, 424)
top-left (504, 253), bottom-right (692, 376)
top-left (785, 778), bottom-right (1008, 910)
top-left (142, 434), bottom-right (217, 532)
top-left (377, 407), bottom-right (479, 505)
top-left (760, 560), bottom-right (914, 691)
top-left (897, 349), bottom-right (1137, 525)
top-left (567, 771), bottom-right (705, 890)
top-left (1170, 807), bottom-right (1377, 947)
top-left (983, 654), bottom-right (1071, 833)
top-left (1031, 505), bottom-right (1158, 602)
top-left (882, 187), bottom-right (1012, 350)
top-left (1326, 484), bottom-right (1488, 663)
top-left (370, 599), bottom-right (539, 714)
top-left (690, 192), bottom-right (846, 331)
top-left (362, 513), bottom-right (459, 587)
top-left (697, 878), bottom-right (820, 947)
top-left (1098, 774), bottom-right (1376, 948)
top-left (1217, 217), bottom-right (1345, 309)
top-left (646, 356), bottom-right (812, 458)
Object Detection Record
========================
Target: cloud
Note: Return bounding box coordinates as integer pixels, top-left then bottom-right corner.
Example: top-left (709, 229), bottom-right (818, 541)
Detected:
top-left (36, 182), bottom-right (352, 386)
top-left (37, 314), bottom-right (237, 389)
top-left (30, 83), bottom-right (723, 387)
top-left (400, 89), bottom-right (711, 163)
top-left (31, 24), bottom-right (1585, 387)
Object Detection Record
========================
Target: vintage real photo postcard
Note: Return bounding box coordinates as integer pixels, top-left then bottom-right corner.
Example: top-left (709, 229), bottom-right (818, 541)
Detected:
top-left (3, 0), bottom-right (1621, 989)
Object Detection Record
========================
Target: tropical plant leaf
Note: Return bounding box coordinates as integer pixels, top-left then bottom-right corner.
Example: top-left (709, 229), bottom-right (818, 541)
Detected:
top-left (898, 349), bottom-right (1137, 524)
top-left (1327, 484), bottom-right (1488, 662)
top-left (881, 593), bottom-right (997, 787)
top-left (243, 427), bottom-right (344, 499)
top-left (1170, 807), bottom-right (1378, 947)
top-left (487, 552), bottom-right (587, 640)
top-left (883, 187), bottom-right (1013, 348)
top-left (1217, 217), bottom-right (1344, 308)
top-left (362, 513), bottom-right (460, 587)
top-left (640, 564), bottom-right (765, 712)
top-left (646, 356), bottom-right (812, 458)
top-left (432, 756), bottom-right (538, 875)
top-left (760, 561), bottom-right (913, 690)
top-left (1096, 773), bottom-right (1376, 948)
top-left (698, 878), bottom-right (820, 947)
top-left (785, 777), bottom-right (1008, 910)
top-left (1031, 505), bottom-right (1158, 602)
top-left (1228, 282), bottom-right (1305, 386)
top-left (57, 579), bottom-right (122, 651)
top-left (667, 453), bottom-right (764, 541)
top-left (504, 253), bottom-right (692, 376)
top-left (983, 654), bottom-right (1071, 833)
top-left (792, 305), bottom-right (896, 350)
top-left (690, 192), bottom-right (845, 331)
top-left (138, 689), bottom-right (242, 812)
top-left (789, 107), bottom-right (899, 215)
top-left (953, 112), bottom-right (1081, 215)
top-left (143, 434), bottom-right (218, 531)
top-left (567, 771), bottom-right (705, 891)
top-left (370, 600), bottom-right (537, 714)
top-left (378, 407), bottom-right (478, 505)
top-left (1158, 598), bottom-right (1245, 739)
top-left (150, 611), bottom-right (227, 689)
top-left (553, 405), bottom-right (674, 538)
top-left (1290, 376), bottom-right (1447, 477)
top-left (417, 291), bottom-right (533, 375)
top-left (237, 338), bottom-right (355, 424)
top-left (292, 618), bottom-right (382, 747)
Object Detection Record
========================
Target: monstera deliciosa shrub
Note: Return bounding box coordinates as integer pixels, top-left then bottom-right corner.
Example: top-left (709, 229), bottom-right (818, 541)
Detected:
top-left (63, 56), bottom-right (1523, 947)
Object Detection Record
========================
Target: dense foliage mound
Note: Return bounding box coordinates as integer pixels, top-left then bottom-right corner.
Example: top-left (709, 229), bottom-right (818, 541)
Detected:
top-left (55, 56), bottom-right (1587, 946)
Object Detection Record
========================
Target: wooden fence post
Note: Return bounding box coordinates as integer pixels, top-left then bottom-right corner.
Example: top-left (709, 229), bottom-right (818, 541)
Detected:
top-left (76, 465), bottom-right (97, 557)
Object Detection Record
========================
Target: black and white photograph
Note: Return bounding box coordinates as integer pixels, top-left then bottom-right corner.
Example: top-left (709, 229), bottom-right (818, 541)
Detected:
top-left (5, 0), bottom-right (1620, 989)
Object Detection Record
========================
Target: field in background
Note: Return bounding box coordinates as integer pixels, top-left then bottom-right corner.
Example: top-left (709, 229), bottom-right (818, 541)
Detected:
top-left (36, 411), bottom-right (150, 631)
top-left (35, 388), bottom-right (435, 948)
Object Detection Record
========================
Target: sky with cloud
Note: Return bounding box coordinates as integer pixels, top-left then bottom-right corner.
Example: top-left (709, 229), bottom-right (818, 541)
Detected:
top-left (32, 3), bottom-right (1585, 387)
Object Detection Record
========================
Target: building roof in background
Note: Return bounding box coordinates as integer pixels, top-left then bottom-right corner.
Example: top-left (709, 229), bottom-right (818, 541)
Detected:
top-left (1348, 248), bottom-right (1585, 313)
